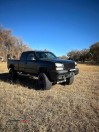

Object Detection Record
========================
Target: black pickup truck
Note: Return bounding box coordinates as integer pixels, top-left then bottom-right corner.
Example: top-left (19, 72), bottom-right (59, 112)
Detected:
top-left (7, 51), bottom-right (79, 90)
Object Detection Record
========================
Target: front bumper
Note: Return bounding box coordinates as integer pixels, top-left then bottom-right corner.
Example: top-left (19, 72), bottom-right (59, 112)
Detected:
top-left (49, 68), bottom-right (79, 82)
top-left (69, 68), bottom-right (79, 75)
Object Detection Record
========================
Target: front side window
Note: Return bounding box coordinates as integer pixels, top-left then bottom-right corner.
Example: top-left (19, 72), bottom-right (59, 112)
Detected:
top-left (35, 52), bottom-right (57, 60)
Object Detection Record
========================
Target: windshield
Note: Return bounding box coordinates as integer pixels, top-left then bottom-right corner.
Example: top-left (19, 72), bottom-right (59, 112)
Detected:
top-left (35, 52), bottom-right (57, 60)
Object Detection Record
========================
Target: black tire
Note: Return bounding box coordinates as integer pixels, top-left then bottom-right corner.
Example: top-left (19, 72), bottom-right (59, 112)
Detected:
top-left (9, 68), bottom-right (17, 81)
top-left (38, 73), bottom-right (52, 90)
top-left (66, 73), bottom-right (74, 85)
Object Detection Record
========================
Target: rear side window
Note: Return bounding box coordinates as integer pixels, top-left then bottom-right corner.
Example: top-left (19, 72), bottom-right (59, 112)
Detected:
top-left (20, 53), bottom-right (27, 60)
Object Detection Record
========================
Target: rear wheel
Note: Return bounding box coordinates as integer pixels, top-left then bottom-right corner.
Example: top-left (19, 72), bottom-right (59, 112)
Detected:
top-left (9, 68), bottom-right (17, 81)
top-left (66, 73), bottom-right (74, 85)
top-left (60, 72), bottom-right (74, 86)
top-left (38, 73), bottom-right (52, 90)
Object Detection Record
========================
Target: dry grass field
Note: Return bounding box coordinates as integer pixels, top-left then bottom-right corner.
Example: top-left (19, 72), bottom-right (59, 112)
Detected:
top-left (0, 62), bottom-right (99, 132)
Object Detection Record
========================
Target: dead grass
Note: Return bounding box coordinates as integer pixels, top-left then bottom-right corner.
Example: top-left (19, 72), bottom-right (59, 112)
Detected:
top-left (78, 63), bottom-right (99, 72)
top-left (0, 62), bottom-right (8, 73)
top-left (0, 62), bottom-right (99, 132)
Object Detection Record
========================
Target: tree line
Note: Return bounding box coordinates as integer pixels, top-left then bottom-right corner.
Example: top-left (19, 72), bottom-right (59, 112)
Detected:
top-left (0, 26), bottom-right (31, 61)
top-left (61, 42), bottom-right (99, 64)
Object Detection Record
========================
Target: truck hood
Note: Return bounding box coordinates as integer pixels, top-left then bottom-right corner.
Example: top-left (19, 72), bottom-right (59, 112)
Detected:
top-left (41, 58), bottom-right (75, 64)
top-left (40, 58), bottom-right (75, 70)
top-left (50, 58), bottom-right (75, 63)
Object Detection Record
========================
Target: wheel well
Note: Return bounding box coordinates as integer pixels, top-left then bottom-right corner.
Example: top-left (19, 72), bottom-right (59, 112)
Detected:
top-left (39, 67), bottom-right (51, 81)
top-left (9, 64), bottom-right (14, 69)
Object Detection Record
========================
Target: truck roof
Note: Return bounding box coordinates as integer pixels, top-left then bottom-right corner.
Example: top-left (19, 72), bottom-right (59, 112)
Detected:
top-left (22, 50), bottom-right (51, 53)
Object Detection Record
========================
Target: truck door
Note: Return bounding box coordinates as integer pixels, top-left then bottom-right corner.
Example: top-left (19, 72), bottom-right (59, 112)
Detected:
top-left (25, 53), bottom-right (38, 74)
top-left (19, 52), bottom-right (27, 72)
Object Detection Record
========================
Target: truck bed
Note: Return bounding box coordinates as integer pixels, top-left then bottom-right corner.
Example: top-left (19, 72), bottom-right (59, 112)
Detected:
top-left (7, 59), bottom-right (20, 71)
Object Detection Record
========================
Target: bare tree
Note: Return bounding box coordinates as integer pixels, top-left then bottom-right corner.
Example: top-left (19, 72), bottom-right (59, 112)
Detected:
top-left (0, 26), bottom-right (32, 60)
top-left (90, 42), bottom-right (99, 63)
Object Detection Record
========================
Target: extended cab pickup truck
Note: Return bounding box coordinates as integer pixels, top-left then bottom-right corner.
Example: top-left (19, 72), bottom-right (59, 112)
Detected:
top-left (7, 51), bottom-right (79, 90)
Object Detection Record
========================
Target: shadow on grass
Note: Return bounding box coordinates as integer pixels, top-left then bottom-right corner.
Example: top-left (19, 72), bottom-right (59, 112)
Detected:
top-left (0, 72), bottom-right (40, 90)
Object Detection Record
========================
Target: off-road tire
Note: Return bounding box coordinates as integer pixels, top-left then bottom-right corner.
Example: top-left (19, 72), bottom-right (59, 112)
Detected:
top-left (9, 68), bottom-right (18, 81)
top-left (66, 73), bottom-right (74, 85)
top-left (38, 73), bottom-right (52, 90)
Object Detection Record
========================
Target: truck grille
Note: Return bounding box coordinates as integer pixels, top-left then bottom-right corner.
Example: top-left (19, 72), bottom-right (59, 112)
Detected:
top-left (64, 62), bottom-right (75, 70)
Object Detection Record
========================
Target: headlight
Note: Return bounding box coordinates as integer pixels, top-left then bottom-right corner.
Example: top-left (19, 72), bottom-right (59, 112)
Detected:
top-left (75, 62), bottom-right (77, 67)
top-left (55, 63), bottom-right (64, 70)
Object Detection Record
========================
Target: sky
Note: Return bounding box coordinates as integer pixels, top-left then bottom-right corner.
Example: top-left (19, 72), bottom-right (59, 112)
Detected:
top-left (0, 0), bottom-right (99, 56)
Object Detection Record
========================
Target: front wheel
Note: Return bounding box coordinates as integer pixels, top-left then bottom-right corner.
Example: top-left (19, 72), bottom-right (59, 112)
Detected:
top-left (38, 73), bottom-right (52, 90)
